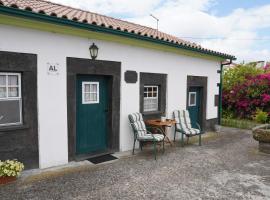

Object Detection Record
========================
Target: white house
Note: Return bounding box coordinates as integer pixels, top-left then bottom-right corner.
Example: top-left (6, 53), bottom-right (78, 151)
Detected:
top-left (0, 0), bottom-right (235, 169)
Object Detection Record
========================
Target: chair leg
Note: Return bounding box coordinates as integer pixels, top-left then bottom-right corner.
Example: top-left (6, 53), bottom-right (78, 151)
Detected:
top-left (181, 133), bottom-right (184, 147)
top-left (140, 142), bottom-right (143, 151)
top-left (154, 141), bottom-right (157, 160)
top-left (174, 129), bottom-right (176, 142)
top-left (187, 136), bottom-right (189, 144)
top-left (162, 139), bottom-right (165, 153)
top-left (132, 139), bottom-right (136, 155)
top-left (199, 134), bottom-right (202, 146)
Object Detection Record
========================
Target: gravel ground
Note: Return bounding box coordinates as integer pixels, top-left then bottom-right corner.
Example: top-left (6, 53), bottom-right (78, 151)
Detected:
top-left (0, 127), bottom-right (270, 200)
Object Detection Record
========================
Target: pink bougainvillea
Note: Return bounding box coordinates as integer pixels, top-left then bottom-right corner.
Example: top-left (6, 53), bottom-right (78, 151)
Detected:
top-left (262, 94), bottom-right (270, 103)
top-left (223, 72), bottom-right (270, 119)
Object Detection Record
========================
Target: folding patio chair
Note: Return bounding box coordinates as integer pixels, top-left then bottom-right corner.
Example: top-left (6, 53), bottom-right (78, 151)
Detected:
top-left (173, 110), bottom-right (202, 146)
top-left (128, 112), bottom-right (165, 160)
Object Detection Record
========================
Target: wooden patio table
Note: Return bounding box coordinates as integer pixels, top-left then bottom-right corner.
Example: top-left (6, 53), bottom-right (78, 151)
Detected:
top-left (145, 119), bottom-right (176, 146)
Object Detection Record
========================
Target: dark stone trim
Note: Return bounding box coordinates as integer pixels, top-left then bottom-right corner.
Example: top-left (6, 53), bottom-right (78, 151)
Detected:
top-left (124, 70), bottom-right (137, 83)
top-left (0, 124), bottom-right (29, 133)
top-left (0, 51), bottom-right (38, 169)
top-left (187, 76), bottom-right (207, 131)
top-left (140, 72), bottom-right (167, 120)
top-left (67, 57), bottom-right (121, 161)
top-left (206, 118), bottom-right (218, 131)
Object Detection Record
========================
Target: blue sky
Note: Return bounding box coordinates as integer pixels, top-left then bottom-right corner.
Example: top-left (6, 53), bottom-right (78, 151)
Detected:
top-left (210, 0), bottom-right (270, 16)
top-left (50, 0), bottom-right (270, 62)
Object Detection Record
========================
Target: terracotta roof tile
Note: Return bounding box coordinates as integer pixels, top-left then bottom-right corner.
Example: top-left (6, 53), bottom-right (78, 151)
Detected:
top-left (0, 0), bottom-right (235, 59)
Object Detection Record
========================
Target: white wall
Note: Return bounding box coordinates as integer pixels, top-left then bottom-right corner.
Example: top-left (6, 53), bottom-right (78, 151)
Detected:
top-left (0, 24), bottom-right (220, 168)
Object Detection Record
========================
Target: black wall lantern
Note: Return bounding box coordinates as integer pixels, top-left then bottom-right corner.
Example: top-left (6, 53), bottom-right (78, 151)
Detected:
top-left (89, 43), bottom-right (99, 60)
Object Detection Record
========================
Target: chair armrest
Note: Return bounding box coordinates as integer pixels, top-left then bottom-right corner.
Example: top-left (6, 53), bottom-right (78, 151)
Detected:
top-left (146, 131), bottom-right (155, 139)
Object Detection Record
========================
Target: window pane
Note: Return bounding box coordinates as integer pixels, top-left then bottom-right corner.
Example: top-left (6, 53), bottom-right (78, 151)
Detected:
top-left (0, 100), bottom-right (21, 125)
top-left (8, 87), bottom-right (19, 97)
top-left (143, 86), bottom-right (159, 112)
top-left (84, 93), bottom-right (90, 102)
top-left (90, 93), bottom-right (97, 101)
top-left (8, 75), bottom-right (18, 86)
top-left (144, 87), bottom-right (147, 92)
top-left (90, 84), bottom-right (97, 92)
top-left (84, 84), bottom-right (90, 92)
top-left (153, 99), bottom-right (158, 110)
top-left (0, 87), bottom-right (6, 98)
top-left (189, 92), bottom-right (196, 106)
top-left (0, 75), bottom-right (6, 86)
top-left (144, 98), bottom-right (158, 112)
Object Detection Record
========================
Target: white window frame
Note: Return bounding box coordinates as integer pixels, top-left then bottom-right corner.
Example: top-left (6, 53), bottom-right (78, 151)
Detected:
top-left (82, 82), bottom-right (99, 104)
top-left (188, 92), bottom-right (197, 106)
top-left (143, 85), bottom-right (159, 112)
top-left (0, 72), bottom-right (22, 126)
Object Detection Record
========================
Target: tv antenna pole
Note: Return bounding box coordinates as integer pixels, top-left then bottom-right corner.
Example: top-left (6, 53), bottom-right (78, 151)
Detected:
top-left (150, 14), bottom-right (159, 31)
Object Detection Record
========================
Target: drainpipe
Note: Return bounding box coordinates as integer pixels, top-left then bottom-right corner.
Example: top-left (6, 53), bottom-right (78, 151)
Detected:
top-left (218, 59), bottom-right (232, 125)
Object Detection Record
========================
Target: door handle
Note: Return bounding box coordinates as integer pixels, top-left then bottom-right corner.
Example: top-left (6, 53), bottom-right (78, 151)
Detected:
top-left (104, 109), bottom-right (109, 113)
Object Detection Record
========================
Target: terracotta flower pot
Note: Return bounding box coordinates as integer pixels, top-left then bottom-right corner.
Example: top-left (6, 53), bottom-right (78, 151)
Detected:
top-left (0, 176), bottom-right (16, 185)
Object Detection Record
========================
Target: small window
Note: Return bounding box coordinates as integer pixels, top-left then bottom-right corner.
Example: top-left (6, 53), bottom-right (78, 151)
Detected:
top-left (144, 86), bottom-right (159, 112)
top-left (189, 92), bottom-right (196, 106)
top-left (0, 73), bottom-right (22, 126)
top-left (82, 82), bottom-right (99, 104)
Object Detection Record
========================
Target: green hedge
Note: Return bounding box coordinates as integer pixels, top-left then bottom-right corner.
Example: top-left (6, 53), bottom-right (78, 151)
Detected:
top-left (221, 118), bottom-right (260, 130)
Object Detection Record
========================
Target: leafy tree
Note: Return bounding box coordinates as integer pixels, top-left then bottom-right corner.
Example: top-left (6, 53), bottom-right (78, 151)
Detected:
top-left (223, 62), bottom-right (263, 91)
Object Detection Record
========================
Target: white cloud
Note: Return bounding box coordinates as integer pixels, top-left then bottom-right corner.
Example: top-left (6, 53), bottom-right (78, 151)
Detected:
top-left (49, 0), bottom-right (270, 62)
top-left (49, 0), bottom-right (161, 16)
top-left (127, 1), bottom-right (270, 62)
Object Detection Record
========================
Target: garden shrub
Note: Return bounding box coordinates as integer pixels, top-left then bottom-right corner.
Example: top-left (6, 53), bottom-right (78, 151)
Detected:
top-left (253, 109), bottom-right (268, 123)
top-left (222, 109), bottom-right (235, 119)
top-left (222, 63), bottom-right (270, 120)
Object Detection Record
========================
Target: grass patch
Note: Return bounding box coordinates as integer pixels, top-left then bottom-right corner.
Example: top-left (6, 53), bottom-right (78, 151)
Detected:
top-left (221, 118), bottom-right (261, 130)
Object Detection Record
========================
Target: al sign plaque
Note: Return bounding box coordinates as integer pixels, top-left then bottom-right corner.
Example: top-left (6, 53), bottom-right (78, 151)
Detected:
top-left (47, 63), bottom-right (60, 75)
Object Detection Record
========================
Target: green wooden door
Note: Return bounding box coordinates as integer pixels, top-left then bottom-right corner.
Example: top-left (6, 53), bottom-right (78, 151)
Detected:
top-left (187, 87), bottom-right (202, 128)
top-left (76, 75), bottom-right (108, 154)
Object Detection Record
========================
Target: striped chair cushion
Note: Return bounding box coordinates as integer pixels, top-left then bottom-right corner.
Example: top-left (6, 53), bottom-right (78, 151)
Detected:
top-left (128, 113), bottom-right (164, 141)
top-left (139, 134), bottom-right (164, 141)
top-left (128, 113), bottom-right (147, 138)
top-left (173, 110), bottom-right (201, 135)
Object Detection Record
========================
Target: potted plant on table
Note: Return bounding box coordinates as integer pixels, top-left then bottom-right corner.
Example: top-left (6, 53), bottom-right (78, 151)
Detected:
top-left (0, 160), bottom-right (24, 185)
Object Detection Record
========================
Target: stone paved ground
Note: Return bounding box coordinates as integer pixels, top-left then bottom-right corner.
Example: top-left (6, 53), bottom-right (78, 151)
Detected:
top-left (0, 127), bottom-right (270, 200)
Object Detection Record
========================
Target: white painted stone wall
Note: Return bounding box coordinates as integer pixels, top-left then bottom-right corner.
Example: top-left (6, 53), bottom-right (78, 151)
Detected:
top-left (0, 24), bottom-right (220, 168)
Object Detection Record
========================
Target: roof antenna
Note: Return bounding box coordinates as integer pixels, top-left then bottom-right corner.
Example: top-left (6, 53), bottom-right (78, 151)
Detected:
top-left (150, 14), bottom-right (159, 31)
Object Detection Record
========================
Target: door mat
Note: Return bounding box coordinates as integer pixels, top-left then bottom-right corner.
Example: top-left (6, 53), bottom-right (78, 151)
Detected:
top-left (87, 154), bottom-right (118, 164)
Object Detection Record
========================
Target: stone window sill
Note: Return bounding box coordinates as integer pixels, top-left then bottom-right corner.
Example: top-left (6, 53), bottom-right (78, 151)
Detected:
top-left (0, 124), bottom-right (29, 133)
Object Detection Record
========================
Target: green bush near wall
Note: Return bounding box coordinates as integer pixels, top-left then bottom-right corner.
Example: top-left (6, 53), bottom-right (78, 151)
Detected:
top-left (221, 118), bottom-right (261, 130)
